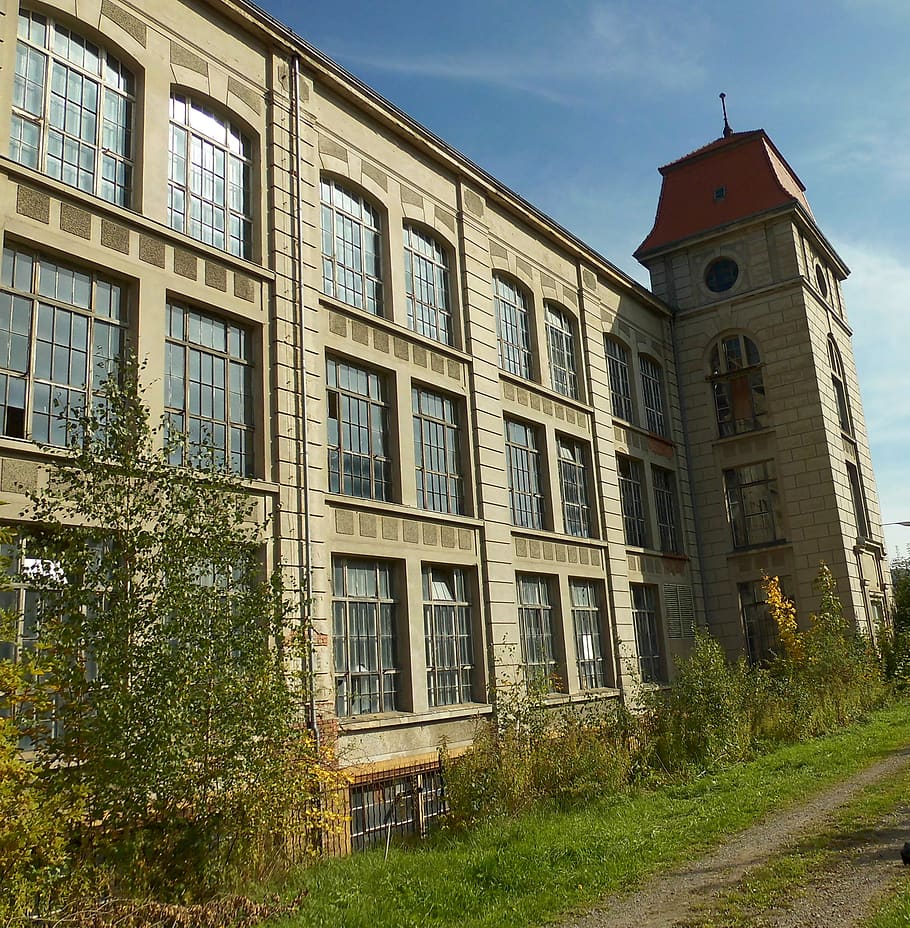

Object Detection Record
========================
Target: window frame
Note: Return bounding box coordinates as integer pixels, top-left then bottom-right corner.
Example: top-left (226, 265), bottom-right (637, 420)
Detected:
top-left (321, 177), bottom-right (383, 315)
top-left (828, 338), bottom-right (853, 436)
top-left (544, 303), bottom-right (578, 400)
top-left (412, 385), bottom-right (464, 515)
top-left (0, 244), bottom-right (127, 446)
top-left (326, 357), bottom-right (393, 502)
top-left (11, 9), bottom-right (135, 207)
top-left (570, 578), bottom-right (609, 690)
top-left (651, 465), bottom-right (682, 555)
top-left (631, 583), bottom-right (664, 683)
top-left (164, 300), bottom-right (255, 477)
top-left (605, 336), bottom-right (636, 424)
top-left (168, 93), bottom-right (253, 259)
top-left (516, 573), bottom-right (558, 690)
top-left (404, 225), bottom-right (452, 345)
top-left (723, 461), bottom-right (780, 549)
top-left (738, 579), bottom-right (780, 665)
top-left (494, 276), bottom-right (533, 379)
top-left (557, 435), bottom-right (592, 538)
top-left (422, 564), bottom-right (474, 707)
top-left (617, 455), bottom-right (648, 548)
top-left (505, 418), bottom-right (546, 530)
top-left (331, 558), bottom-right (399, 718)
top-left (709, 333), bottom-right (767, 438)
top-left (639, 354), bottom-right (667, 437)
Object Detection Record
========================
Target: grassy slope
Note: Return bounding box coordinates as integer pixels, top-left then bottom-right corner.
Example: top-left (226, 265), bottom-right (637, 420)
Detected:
top-left (271, 699), bottom-right (910, 928)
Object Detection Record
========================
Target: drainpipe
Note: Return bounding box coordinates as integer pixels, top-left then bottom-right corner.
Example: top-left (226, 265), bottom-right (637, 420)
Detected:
top-left (291, 54), bottom-right (319, 750)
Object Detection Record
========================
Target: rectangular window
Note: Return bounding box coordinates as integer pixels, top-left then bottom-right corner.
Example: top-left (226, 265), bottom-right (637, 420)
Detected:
top-left (846, 461), bottom-right (869, 539)
top-left (631, 583), bottom-right (664, 683)
top-left (652, 466), bottom-right (682, 554)
top-left (350, 769), bottom-right (446, 851)
top-left (332, 559), bottom-right (398, 717)
top-left (505, 419), bottom-right (545, 529)
top-left (545, 305), bottom-right (578, 399)
top-left (724, 462), bottom-right (779, 548)
top-left (738, 580), bottom-right (780, 665)
top-left (570, 579), bottom-right (608, 690)
top-left (0, 245), bottom-right (125, 446)
top-left (423, 565), bottom-right (473, 707)
top-left (517, 574), bottom-right (557, 689)
top-left (327, 358), bottom-right (392, 501)
top-left (413, 387), bottom-right (463, 515)
top-left (639, 355), bottom-right (667, 436)
top-left (165, 302), bottom-right (254, 476)
top-left (495, 277), bottom-right (532, 379)
top-left (558, 436), bottom-right (591, 537)
top-left (617, 455), bottom-right (648, 548)
top-left (605, 337), bottom-right (635, 423)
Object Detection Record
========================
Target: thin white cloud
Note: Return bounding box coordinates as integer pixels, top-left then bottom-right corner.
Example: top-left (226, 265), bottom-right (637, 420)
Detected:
top-left (335, 1), bottom-right (708, 103)
top-left (837, 240), bottom-right (910, 524)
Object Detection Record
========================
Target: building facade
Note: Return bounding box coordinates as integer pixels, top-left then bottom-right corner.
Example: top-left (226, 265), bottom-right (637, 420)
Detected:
top-left (0, 0), bottom-right (888, 850)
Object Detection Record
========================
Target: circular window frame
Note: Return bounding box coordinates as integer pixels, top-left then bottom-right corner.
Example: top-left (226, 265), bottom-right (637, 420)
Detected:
top-left (815, 263), bottom-right (828, 299)
top-left (704, 257), bottom-right (739, 293)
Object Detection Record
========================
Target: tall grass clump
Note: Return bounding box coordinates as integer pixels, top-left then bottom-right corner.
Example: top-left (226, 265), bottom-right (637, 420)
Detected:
top-left (443, 562), bottom-right (890, 829)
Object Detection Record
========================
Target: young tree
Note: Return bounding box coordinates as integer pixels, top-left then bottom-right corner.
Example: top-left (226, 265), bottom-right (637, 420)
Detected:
top-left (17, 363), bottom-right (333, 891)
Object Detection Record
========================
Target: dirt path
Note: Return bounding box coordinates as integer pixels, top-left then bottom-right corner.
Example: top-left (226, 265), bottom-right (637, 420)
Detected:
top-left (558, 749), bottom-right (910, 928)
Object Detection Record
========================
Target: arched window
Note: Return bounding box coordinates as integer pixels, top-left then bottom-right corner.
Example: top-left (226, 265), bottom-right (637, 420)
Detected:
top-left (168, 95), bottom-right (252, 258)
top-left (828, 337), bottom-right (853, 435)
top-left (709, 334), bottom-right (766, 437)
top-left (404, 225), bottom-right (451, 344)
top-left (544, 304), bottom-right (578, 399)
top-left (494, 276), bottom-right (532, 379)
top-left (604, 336), bottom-right (635, 423)
top-left (639, 355), bottom-right (667, 436)
top-left (11, 9), bottom-right (134, 206)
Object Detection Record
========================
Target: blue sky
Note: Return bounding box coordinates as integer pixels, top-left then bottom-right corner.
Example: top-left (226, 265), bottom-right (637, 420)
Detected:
top-left (268, 0), bottom-right (910, 557)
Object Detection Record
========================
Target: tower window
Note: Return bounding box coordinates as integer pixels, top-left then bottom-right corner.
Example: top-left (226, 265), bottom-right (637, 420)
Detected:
top-left (815, 264), bottom-right (829, 299)
top-left (714, 186), bottom-right (726, 202)
top-left (705, 257), bottom-right (739, 293)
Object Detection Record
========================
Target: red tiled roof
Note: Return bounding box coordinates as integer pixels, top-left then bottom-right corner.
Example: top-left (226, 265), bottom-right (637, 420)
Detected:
top-left (635, 129), bottom-right (812, 259)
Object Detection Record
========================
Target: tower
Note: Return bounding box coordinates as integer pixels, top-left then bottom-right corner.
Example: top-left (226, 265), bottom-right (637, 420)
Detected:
top-left (635, 127), bottom-right (889, 659)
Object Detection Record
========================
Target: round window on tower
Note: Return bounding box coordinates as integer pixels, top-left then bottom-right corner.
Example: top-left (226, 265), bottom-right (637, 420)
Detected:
top-left (815, 263), bottom-right (828, 299)
top-left (705, 257), bottom-right (739, 293)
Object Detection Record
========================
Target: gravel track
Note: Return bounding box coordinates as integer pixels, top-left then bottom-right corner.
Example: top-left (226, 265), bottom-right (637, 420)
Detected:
top-left (558, 749), bottom-right (910, 928)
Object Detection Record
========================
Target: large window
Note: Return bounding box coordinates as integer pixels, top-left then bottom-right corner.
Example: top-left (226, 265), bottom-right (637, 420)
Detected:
top-left (617, 455), bottom-right (648, 548)
top-left (404, 226), bottom-right (451, 344)
top-left (11, 10), bottom-right (134, 206)
top-left (0, 246), bottom-right (125, 446)
top-left (495, 277), bottom-right (532, 379)
top-left (639, 355), bottom-right (667, 436)
top-left (505, 419), bottom-right (545, 529)
top-left (327, 358), bottom-right (392, 501)
top-left (321, 179), bottom-right (382, 315)
top-left (652, 466), bottom-right (682, 555)
top-left (570, 579), bottom-right (608, 690)
top-left (169, 95), bottom-right (252, 259)
top-left (332, 559), bottom-right (398, 717)
top-left (709, 334), bottom-right (766, 437)
top-left (558, 437), bottom-right (591, 537)
top-left (738, 580), bottom-right (780, 665)
top-left (545, 304), bottom-right (578, 399)
top-left (517, 574), bottom-right (557, 689)
top-left (632, 584), bottom-right (664, 683)
top-left (724, 462), bottom-right (780, 548)
top-left (605, 336), bottom-right (635, 423)
top-left (846, 461), bottom-right (870, 539)
top-left (164, 302), bottom-right (254, 476)
top-left (413, 387), bottom-right (463, 515)
top-left (828, 338), bottom-right (853, 435)
top-left (423, 565), bottom-right (473, 707)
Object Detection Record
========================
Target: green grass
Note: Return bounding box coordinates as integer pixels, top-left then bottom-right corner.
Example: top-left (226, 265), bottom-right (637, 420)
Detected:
top-left (863, 877), bottom-right (910, 928)
top-left (269, 699), bottom-right (910, 928)
top-left (681, 756), bottom-right (910, 926)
